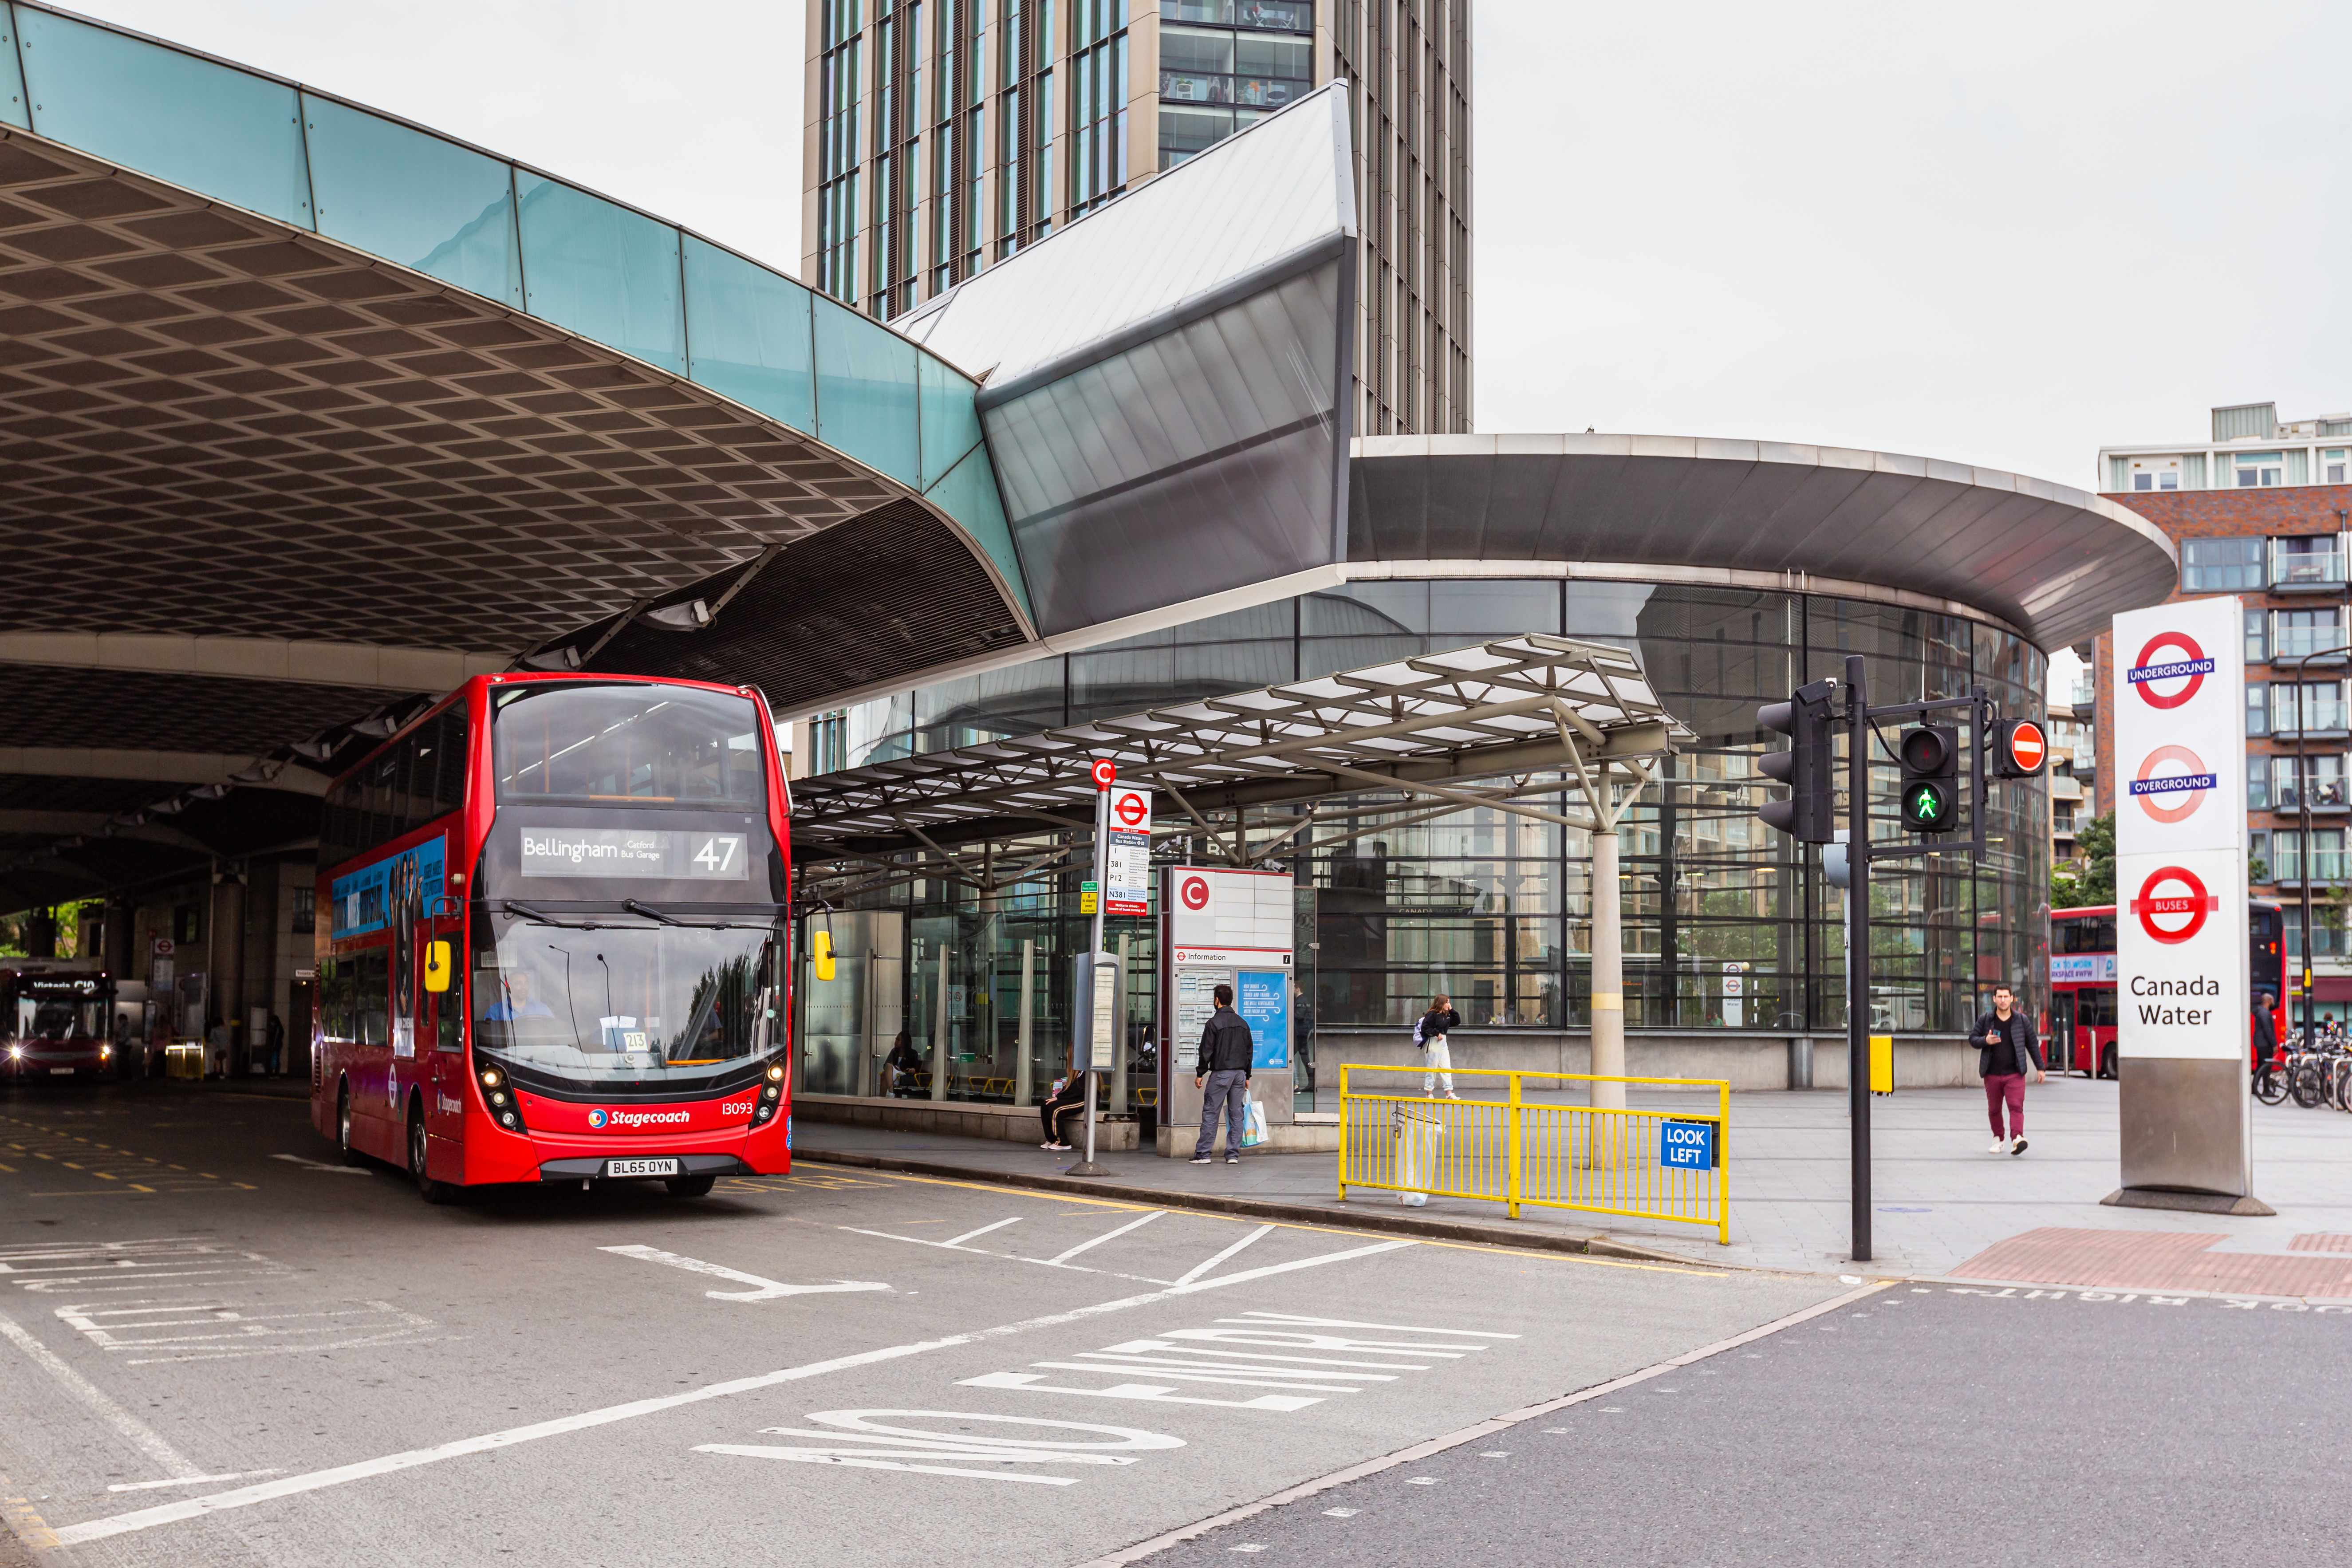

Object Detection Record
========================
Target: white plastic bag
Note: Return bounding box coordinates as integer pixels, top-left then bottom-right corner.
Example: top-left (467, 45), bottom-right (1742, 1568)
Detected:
top-left (1395, 1107), bottom-right (1431, 1206)
top-left (1241, 1098), bottom-right (1269, 1148)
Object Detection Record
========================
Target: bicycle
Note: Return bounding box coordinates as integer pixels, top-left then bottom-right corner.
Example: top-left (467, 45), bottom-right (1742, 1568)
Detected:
top-left (2254, 1048), bottom-right (2293, 1106)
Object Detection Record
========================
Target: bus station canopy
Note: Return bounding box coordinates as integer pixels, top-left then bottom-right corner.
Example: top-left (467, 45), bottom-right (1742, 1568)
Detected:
top-left (786, 633), bottom-right (1697, 884)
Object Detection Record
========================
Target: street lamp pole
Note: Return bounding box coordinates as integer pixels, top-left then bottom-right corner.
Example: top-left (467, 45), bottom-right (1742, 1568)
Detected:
top-left (2278, 638), bottom-right (2352, 1045)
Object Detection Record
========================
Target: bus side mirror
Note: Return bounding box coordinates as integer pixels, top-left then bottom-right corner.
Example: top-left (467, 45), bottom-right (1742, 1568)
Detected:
top-left (813, 929), bottom-right (836, 982)
top-left (424, 940), bottom-right (452, 993)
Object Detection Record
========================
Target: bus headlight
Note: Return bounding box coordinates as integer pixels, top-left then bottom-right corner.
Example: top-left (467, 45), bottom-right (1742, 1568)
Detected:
top-left (479, 1068), bottom-right (502, 1088)
top-left (765, 1063), bottom-right (785, 1083)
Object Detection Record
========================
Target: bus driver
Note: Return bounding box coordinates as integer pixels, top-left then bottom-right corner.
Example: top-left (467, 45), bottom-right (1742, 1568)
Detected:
top-left (482, 971), bottom-right (556, 1022)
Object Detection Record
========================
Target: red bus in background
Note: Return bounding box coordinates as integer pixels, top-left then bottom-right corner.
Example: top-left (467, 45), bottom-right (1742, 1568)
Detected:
top-left (2, 962), bottom-right (117, 1081)
top-left (311, 674), bottom-right (793, 1202)
top-left (2048, 901), bottom-right (2285, 1079)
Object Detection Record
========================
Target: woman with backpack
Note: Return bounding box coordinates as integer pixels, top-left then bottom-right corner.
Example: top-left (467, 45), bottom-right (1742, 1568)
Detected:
top-left (1415, 994), bottom-right (1461, 1098)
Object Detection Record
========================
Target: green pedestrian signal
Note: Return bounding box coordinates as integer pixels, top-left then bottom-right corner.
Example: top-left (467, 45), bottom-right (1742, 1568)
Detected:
top-left (1897, 725), bottom-right (1959, 833)
top-left (1903, 780), bottom-right (1954, 831)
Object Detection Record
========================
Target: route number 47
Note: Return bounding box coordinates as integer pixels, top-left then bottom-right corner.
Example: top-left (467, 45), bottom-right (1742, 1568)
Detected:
top-left (689, 834), bottom-right (749, 880)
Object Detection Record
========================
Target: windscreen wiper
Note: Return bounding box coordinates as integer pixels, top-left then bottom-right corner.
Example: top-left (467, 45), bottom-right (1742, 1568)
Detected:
top-left (620, 899), bottom-right (771, 929)
top-left (501, 898), bottom-right (603, 930)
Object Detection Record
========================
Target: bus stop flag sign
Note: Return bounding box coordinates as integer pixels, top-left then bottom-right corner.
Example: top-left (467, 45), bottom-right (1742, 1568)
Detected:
top-left (2110, 595), bottom-right (2257, 1206)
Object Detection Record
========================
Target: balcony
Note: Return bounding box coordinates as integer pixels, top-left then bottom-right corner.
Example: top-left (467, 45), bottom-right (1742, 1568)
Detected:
top-left (2269, 539), bottom-right (2348, 594)
top-left (2273, 624), bottom-right (2350, 664)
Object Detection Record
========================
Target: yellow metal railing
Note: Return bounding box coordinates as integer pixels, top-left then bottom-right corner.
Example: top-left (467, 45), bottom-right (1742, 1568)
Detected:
top-left (1337, 1065), bottom-right (1730, 1244)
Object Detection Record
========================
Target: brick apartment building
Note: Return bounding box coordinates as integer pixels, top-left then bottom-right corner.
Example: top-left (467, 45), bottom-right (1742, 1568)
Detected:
top-left (2094, 401), bottom-right (2352, 1018)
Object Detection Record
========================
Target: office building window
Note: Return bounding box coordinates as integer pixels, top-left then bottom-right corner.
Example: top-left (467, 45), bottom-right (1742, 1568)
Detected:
top-left (2328, 449), bottom-right (2348, 485)
top-left (2160, 472), bottom-right (2178, 489)
top-left (2247, 606), bottom-right (2268, 664)
top-left (1156, 0), bottom-right (1312, 170)
top-left (930, 0), bottom-right (984, 295)
top-left (2249, 749), bottom-right (2270, 808)
top-left (817, 0), bottom-right (866, 303)
top-left (2276, 827), bottom-right (2346, 884)
top-left (1070, 0), bottom-right (1129, 217)
top-left (994, 0), bottom-right (1054, 259)
top-left (2180, 536), bottom-right (2262, 592)
top-left (290, 886), bottom-right (315, 936)
top-left (2250, 829), bottom-right (2270, 881)
top-left (2248, 684), bottom-right (2268, 737)
top-left (2133, 472), bottom-right (2152, 491)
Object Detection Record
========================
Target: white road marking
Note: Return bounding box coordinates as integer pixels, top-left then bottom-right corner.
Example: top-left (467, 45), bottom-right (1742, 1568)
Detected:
top-left (598, 1245), bottom-right (889, 1302)
top-left (108, 1472), bottom-right (280, 1493)
top-left (1026, 1363), bottom-right (1368, 1394)
top-left (1174, 1225), bottom-right (1273, 1286)
top-left (1046, 1209), bottom-right (1164, 1265)
top-left (1068, 1280), bottom-right (1896, 1568)
top-left (959, 1372), bottom-right (1324, 1412)
top-left (704, 1408), bottom-right (1180, 1486)
top-left (0, 1309), bottom-right (202, 1480)
top-left (699, 1449), bottom-right (1080, 1485)
top-left (943, 1217), bottom-right (1023, 1248)
top-left (54, 1236), bottom-right (1418, 1547)
top-left (267, 1154), bottom-right (369, 1176)
top-left (840, 1228), bottom-right (1177, 1287)
top-left (1237, 1310), bottom-right (1519, 1339)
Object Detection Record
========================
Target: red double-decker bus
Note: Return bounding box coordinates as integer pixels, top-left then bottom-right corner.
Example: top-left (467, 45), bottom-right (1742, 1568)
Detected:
top-left (2047, 900), bottom-right (2285, 1078)
top-left (311, 674), bottom-right (793, 1202)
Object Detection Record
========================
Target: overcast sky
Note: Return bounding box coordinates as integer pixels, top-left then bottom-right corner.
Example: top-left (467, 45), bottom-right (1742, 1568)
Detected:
top-left (77, 0), bottom-right (2352, 495)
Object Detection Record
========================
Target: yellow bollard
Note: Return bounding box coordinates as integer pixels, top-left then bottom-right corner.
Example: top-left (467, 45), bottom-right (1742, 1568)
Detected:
top-left (1868, 1033), bottom-right (1895, 1095)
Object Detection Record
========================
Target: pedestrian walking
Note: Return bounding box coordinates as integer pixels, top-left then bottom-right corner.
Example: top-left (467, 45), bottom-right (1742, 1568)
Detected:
top-left (1191, 983), bottom-right (1253, 1164)
top-left (1973, 983), bottom-right (2045, 1156)
top-left (1039, 1067), bottom-right (1092, 1150)
top-left (1415, 994), bottom-right (1461, 1098)
top-left (2251, 994), bottom-right (2277, 1073)
top-left (265, 1012), bottom-right (285, 1076)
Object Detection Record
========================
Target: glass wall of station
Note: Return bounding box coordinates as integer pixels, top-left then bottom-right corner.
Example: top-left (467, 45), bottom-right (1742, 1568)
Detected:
top-left (801, 579), bottom-right (2049, 1107)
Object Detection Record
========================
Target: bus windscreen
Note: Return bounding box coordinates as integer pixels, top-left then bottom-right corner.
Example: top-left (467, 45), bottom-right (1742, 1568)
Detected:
top-left (492, 683), bottom-right (765, 808)
top-left (469, 912), bottom-right (782, 1095)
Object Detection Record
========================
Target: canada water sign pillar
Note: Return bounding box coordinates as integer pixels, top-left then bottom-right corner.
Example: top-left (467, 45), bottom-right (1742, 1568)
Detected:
top-left (2108, 596), bottom-right (2269, 1213)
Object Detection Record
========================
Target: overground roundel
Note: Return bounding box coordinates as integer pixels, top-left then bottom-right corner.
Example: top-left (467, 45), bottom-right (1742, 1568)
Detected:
top-left (1179, 875), bottom-right (1210, 910)
top-left (2131, 743), bottom-right (2214, 825)
top-left (2129, 864), bottom-right (2218, 945)
top-left (2129, 631), bottom-right (2213, 710)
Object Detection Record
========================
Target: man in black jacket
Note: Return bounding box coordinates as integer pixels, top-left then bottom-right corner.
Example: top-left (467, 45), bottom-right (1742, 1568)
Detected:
top-left (1974, 983), bottom-right (2045, 1157)
top-left (1191, 984), bottom-right (1254, 1165)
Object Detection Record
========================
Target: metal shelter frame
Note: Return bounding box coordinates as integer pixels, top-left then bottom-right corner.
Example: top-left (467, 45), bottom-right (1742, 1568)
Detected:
top-left (787, 633), bottom-right (1694, 1103)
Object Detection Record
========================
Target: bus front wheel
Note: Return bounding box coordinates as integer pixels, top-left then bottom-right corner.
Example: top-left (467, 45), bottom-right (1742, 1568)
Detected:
top-left (409, 1105), bottom-right (457, 1206)
top-left (666, 1175), bottom-right (717, 1198)
top-left (337, 1083), bottom-right (360, 1165)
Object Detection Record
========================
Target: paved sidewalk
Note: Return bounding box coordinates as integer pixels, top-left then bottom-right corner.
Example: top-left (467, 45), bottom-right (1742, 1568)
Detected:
top-left (795, 1075), bottom-right (2352, 1278)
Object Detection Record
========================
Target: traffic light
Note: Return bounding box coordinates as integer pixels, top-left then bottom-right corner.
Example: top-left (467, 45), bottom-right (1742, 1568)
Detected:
top-left (1991, 715), bottom-right (2048, 779)
top-left (1757, 680), bottom-right (1837, 842)
top-left (1898, 725), bottom-right (1959, 831)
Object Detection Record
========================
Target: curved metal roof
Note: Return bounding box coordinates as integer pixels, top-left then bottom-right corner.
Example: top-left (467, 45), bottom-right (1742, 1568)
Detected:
top-left (1349, 435), bottom-right (2180, 650)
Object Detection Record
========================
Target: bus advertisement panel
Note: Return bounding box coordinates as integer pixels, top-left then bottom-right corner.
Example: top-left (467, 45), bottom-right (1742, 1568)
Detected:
top-left (310, 674), bottom-right (793, 1202)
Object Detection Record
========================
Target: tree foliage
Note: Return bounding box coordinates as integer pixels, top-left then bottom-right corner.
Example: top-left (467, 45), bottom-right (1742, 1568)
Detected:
top-left (2052, 810), bottom-right (2115, 909)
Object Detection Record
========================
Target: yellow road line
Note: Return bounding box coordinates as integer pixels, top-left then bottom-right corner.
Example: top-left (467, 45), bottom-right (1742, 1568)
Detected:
top-left (3, 1472), bottom-right (60, 1554)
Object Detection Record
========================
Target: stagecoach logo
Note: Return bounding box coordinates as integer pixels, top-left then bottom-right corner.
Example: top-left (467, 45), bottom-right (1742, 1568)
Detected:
top-left (2130, 865), bottom-right (2219, 945)
top-left (585, 1107), bottom-right (690, 1131)
top-left (2126, 632), bottom-right (2215, 709)
top-left (2128, 744), bottom-right (2216, 823)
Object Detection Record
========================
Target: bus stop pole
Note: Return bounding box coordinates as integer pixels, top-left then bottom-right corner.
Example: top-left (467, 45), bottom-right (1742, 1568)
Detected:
top-left (1071, 779), bottom-right (1112, 1174)
top-left (1846, 654), bottom-right (1872, 1265)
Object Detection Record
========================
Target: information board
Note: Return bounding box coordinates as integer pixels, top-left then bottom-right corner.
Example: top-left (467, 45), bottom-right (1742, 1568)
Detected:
top-left (1236, 970), bottom-right (1289, 1072)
